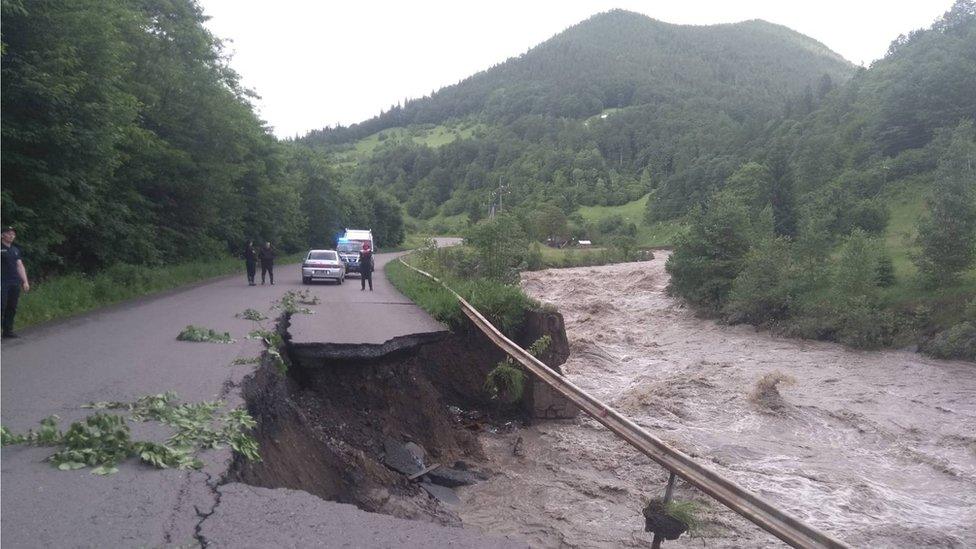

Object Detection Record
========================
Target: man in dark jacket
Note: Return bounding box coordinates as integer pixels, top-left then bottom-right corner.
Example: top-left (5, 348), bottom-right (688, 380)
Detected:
top-left (243, 241), bottom-right (257, 286)
top-left (359, 242), bottom-right (374, 291)
top-left (1, 226), bottom-right (30, 339)
top-left (259, 242), bottom-right (276, 285)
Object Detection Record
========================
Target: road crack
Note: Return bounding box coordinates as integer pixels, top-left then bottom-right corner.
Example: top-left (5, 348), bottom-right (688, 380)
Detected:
top-left (192, 470), bottom-right (224, 548)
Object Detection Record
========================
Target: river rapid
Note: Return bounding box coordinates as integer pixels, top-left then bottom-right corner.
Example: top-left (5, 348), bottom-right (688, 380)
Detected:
top-left (457, 254), bottom-right (976, 548)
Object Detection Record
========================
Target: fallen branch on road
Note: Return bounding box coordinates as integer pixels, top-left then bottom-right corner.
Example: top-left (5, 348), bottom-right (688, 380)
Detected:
top-left (1, 393), bottom-right (260, 475)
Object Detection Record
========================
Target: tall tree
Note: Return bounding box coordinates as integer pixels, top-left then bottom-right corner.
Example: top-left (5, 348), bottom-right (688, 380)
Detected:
top-left (915, 121), bottom-right (976, 284)
top-left (1, 0), bottom-right (137, 270)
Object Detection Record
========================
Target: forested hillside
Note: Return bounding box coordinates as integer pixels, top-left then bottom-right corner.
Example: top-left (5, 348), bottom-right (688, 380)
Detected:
top-left (666, 1), bottom-right (976, 359)
top-left (1, 0), bottom-right (403, 277)
top-left (303, 10), bottom-right (855, 221)
top-left (306, 3), bottom-right (975, 358)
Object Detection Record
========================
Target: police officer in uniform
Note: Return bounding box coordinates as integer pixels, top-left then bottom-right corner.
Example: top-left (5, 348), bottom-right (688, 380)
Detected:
top-left (259, 241), bottom-right (276, 285)
top-left (243, 241), bottom-right (257, 286)
top-left (359, 241), bottom-right (374, 291)
top-left (1, 226), bottom-right (30, 339)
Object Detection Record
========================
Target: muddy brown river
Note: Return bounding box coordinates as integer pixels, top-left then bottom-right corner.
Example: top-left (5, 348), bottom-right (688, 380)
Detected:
top-left (457, 255), bottom-right (976, 548)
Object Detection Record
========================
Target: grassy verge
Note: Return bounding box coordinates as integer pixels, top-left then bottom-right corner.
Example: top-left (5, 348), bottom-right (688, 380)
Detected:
top-left (17, 253), bottom-right (303, 329)
top-left (385, 256), bottom-right (533, 336)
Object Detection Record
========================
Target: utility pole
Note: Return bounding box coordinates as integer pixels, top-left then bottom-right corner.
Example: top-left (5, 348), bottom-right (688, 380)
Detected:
top-left (499, 176), bottom-right (503, 213)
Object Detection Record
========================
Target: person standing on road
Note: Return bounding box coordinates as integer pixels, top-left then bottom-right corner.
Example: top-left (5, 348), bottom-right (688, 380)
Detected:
top-left (243, 241), bottom-right (257, 286)
top-left (1, 226), bottom-right (30, 339)
top-left (259, 241), bottom-right (276, 285)
top-left (359, 241), bottom-right (374, 291)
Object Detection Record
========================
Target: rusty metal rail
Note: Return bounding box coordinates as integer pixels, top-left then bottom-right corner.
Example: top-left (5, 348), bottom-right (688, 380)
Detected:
top-left (397, 257), bottom-right (849, 549)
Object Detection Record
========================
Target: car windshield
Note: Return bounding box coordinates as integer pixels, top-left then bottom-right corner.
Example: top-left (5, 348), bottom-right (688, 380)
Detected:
top-left (337, 243), bottom-right (360, 253)
top-left (308, 251), bottom-right (337, 261)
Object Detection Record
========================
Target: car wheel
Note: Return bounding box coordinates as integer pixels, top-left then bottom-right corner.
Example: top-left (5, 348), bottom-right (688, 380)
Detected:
top-left (302, 276), bottom-right (310, 284)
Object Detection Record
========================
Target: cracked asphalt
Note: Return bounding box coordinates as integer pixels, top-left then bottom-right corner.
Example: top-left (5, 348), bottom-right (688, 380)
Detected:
top-left (1, 243), bottom-right (521, 548)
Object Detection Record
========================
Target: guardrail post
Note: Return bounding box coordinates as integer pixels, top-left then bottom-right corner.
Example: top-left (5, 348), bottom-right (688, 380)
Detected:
top-left (651, 471), bottom-right (678, 549)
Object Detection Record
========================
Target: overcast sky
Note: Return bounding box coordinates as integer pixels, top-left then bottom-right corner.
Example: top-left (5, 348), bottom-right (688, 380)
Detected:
top-left (199, 0), bottom-right (953, 138)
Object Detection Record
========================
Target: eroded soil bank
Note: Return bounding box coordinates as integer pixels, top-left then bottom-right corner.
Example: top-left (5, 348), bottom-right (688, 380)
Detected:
top-left (457, 255), bottom-right (976, 548)
top-left (228, 309), bottom-right (569, 530)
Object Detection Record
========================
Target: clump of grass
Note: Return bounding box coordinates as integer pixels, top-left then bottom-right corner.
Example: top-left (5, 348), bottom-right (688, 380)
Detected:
top-left (664, 500), bottom-right (701, 532)
top-left (485, 361), bottom-right (527, 404)
top-left (749, 371), bottom-right (796, 408)
top-left (177, 325), bottom-right (235, 343)
top-left (642, 496), bottom-right (704, 539)
top-left (230, 356), bottom-right (261, 366)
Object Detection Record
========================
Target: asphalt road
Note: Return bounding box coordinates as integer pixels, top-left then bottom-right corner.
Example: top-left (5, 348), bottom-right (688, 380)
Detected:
top-left (1, 243), bottom-right (518, 548)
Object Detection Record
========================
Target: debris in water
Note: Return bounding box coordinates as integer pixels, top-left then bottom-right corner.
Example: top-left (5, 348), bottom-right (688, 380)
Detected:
top-left (512, 435), bottom-right (525, 457)
top-left (749, 370), bottom-right (796, 410)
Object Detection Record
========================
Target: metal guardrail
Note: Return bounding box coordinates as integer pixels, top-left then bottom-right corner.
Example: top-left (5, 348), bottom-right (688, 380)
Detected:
top-left (397, 257), bottom-right (850, 549)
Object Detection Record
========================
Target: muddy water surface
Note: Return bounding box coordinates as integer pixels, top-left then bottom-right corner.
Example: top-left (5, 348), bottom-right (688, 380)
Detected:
top-left (457, 255), bottom-right (976, 548)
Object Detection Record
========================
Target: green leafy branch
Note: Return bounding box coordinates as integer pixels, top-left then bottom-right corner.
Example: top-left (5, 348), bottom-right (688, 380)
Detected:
top-left (235, 308), bottom-right (267, 321)
top-left (2, 393), bottom-right (260, 475)
top-left (177, 325), bottom-right (235, 343)
top-left (246, 329), bottom-right (287, 375)
top-left (274, 289), bottom-right (319, 315)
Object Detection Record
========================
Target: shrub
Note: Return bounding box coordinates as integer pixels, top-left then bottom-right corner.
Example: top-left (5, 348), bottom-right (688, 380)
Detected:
top-left (463, 214), bottom-right (528, 282)
top-left (923, 321), bottom-right (976, 361)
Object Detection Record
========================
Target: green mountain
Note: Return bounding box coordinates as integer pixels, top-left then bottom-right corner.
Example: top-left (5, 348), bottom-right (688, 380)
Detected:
top-left (302, 10), bottom-right (857, 222)
top-left (306, 10), bottom-right (853, 143)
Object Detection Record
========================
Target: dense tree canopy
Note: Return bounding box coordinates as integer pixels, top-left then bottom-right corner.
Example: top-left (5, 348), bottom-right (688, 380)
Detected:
top-left (1, 0), bottom-right (404, 275)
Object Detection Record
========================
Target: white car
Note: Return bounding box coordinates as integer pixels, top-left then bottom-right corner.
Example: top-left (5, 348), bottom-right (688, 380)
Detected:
top-left (301, 249), bottom-right (345, 285)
